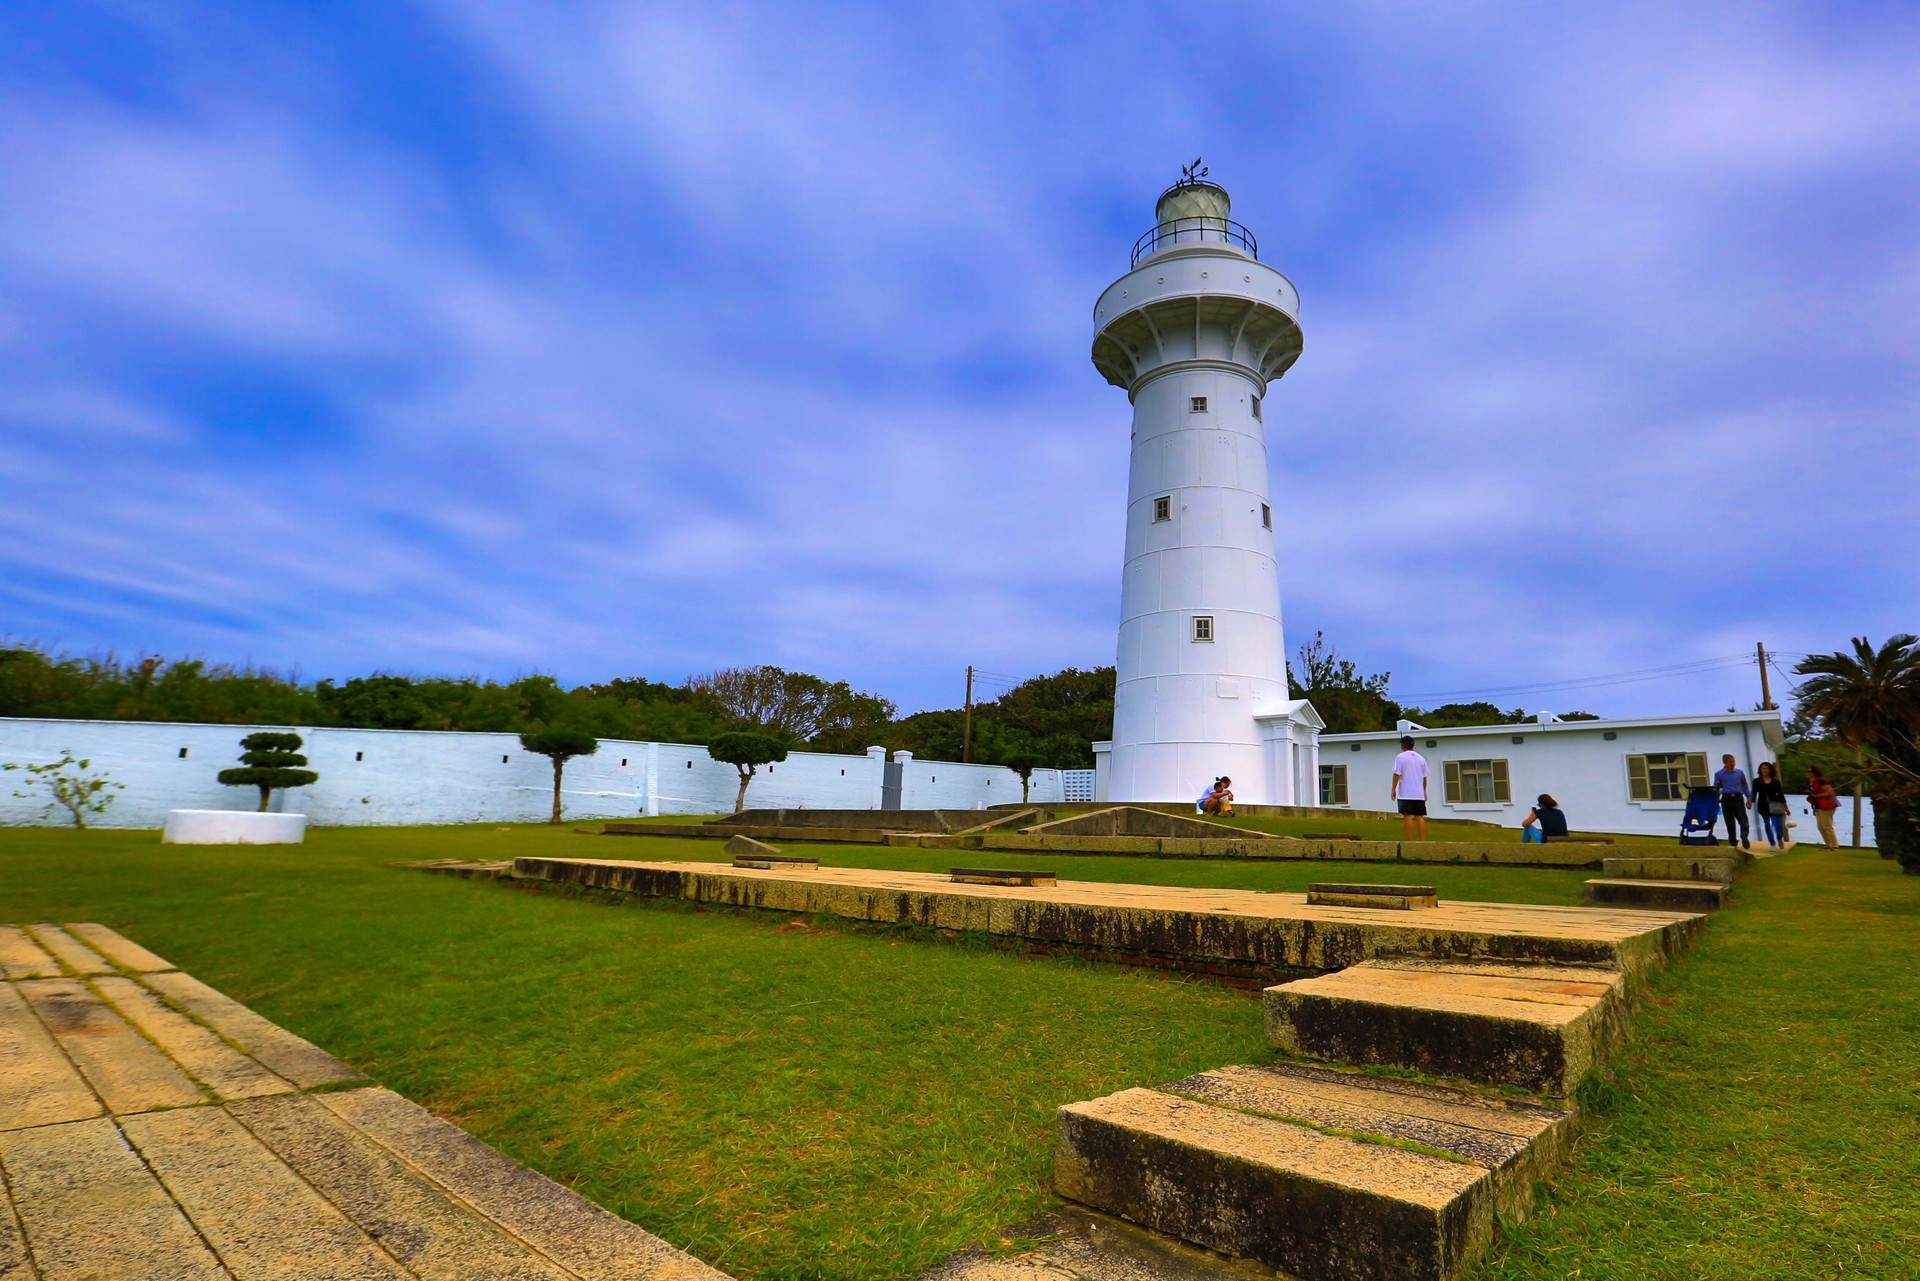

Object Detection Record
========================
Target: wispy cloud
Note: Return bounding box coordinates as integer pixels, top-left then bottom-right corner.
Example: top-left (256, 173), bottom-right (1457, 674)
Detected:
top-left (1, 2), bottom-right (1914, 715)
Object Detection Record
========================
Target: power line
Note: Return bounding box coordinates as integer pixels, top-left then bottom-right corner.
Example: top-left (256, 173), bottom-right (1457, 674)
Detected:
top-left (1395, 655), bottom-right (1754, 704)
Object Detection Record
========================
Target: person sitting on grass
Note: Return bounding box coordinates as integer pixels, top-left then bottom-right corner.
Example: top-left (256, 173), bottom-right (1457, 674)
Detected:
top-left (1202, 776), bottom-right (1235, 817)
top-left (1521, 794), bottom-right (1568, 843)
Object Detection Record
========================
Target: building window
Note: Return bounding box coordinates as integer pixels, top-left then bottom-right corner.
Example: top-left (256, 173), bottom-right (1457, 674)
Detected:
top-left (1627, 752), bottom-right (1709, 802)
top-left (620, 757), bottom-right (628, 767)
top-left (1152, 495), bottom-right (1172, 522)
top-left (502, 755), bottom-right (509, 763)
top-left (1710, 726), bottom-right (1726, 736)
top-left (178, 747), bottom-right (189, 759)
top-left (1189, 395), bottom-right (1209, 413)
top-left (1261, 503), bottom-right (1272, 529)
top-left (355, 751), bottom-right (364, 762)
top-left (1319, 764), bottom-right (1349, 805)
top-left (1192, 615), bottom-right (1214, 642)
top-left (1251, 396), bottom-right (1263, 421)
top-left (1443, 758), bottom-right (1510, 804)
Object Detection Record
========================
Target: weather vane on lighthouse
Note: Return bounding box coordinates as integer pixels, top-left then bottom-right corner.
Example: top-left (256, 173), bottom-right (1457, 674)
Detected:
top-left (1178, 156), bottom-right (1209, 187)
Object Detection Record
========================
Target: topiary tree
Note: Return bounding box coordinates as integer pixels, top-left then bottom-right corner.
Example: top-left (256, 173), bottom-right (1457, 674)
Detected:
top-left (998, 743), bottom-right (1046, 805)
top-left (707, 730), bottom-right (788, 813)
top-left (216, 731), bottom-right (319, 812)
top-left (519, 726), bottom-right (599, 824)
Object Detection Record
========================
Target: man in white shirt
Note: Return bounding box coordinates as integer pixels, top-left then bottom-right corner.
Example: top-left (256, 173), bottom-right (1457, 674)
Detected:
top-left (1391, 735), bottom-right (1430, 842)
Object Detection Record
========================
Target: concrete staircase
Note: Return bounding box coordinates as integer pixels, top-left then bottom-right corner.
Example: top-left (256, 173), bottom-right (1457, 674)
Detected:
top-left (1263, 958), bottom-right (1629, 1096)
top-left (1054, 954), bottom-right (1652, 1279)
top-left (1055, 1062), bottom-right (1575, 1281)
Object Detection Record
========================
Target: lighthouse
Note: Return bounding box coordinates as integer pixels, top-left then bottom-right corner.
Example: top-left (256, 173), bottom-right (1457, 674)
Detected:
top-left (1088, 169), bottom-right (1323, 806)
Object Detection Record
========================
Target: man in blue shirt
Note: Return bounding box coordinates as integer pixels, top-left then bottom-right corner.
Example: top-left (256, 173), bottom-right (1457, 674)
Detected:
top-left (1713, 754), bottom-right (1751, 850)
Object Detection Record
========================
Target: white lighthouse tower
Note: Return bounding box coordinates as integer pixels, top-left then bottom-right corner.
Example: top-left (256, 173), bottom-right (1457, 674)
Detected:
top-left (1088, 168), bottom-right (1323, 806)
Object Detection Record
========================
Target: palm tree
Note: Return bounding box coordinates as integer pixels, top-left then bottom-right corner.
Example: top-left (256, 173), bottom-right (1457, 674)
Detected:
top-left (1795, 635), bottom-right (1920, 851)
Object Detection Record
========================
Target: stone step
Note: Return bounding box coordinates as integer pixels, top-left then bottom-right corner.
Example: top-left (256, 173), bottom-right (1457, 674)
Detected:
top-left (951, 867), bottom-right (1058, 886)
top-left (1583, 878), bottom-right (1727, 911)
top-left (1307, 883), bottom-right (1438, 910)
top-left (1055, 1064), bottom-right (1574, 1281)
top-left (1165, 1063), bottom-right (1576, 1222)
top-left (1600, 855), bottom-right (1735, 885)
top-left (1263, 958), bottom-right (1627, 1095)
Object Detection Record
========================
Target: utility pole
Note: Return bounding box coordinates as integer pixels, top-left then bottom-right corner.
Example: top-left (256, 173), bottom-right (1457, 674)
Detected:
top-left (1757, 641), bottom-right (1774, 710)
top-left (962, 665), bottom-right (974, 763)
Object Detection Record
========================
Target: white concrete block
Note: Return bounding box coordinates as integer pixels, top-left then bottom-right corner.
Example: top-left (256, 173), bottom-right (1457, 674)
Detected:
top-left (162, 810), bottom-right (308, 845)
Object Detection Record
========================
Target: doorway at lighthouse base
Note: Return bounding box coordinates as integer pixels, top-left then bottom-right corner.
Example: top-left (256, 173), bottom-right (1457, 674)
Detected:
top-left (1092, 697), bottom-right (1326, 807)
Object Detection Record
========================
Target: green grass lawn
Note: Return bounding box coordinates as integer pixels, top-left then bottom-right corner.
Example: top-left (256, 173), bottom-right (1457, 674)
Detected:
top-left (1, 823), bottom-right (1914, 1280)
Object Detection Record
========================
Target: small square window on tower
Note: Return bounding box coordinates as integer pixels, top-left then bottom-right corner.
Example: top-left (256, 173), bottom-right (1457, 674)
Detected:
top-left (1192, 615), bottom-right (1214, 642)
top-left (1189, 395), bottom-right (1209, 413)
top-left (1152, 495), bottom-right (1171, 522)
top-left (1261, 503), bottom-right (1272, 529)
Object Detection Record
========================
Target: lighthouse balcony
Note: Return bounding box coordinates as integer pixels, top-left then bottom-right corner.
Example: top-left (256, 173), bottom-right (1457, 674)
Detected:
top-left (1132, 215), bottom-right (1258, 267)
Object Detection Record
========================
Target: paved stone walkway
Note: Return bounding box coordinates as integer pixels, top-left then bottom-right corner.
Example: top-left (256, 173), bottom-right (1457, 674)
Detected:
top-left (0, 923), bottom-right (728, 1280)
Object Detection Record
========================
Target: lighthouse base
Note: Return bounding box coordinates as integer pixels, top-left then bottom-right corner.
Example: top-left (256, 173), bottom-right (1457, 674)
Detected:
top-left (1093, 700), bottom-right (1324, 808)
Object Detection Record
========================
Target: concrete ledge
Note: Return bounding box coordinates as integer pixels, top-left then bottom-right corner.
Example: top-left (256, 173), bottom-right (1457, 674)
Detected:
top-left (1308, 884), bottom-right (1438, 910)
top-left (1601, 856), bottom-right (1735, 885)
top-left (1583, 879), bottom-right (1727, 911)
top-left (513, 858), bottom-right (1703, 976)
top-left (1056, 1086), bottom-right (1494, 1280)
top-left (1264, 958), bottom-right (1631, 1096)
top-left (1395, 841), bottom-right (1606, 868)
top-left (162, 810), bottom-right (306, 845)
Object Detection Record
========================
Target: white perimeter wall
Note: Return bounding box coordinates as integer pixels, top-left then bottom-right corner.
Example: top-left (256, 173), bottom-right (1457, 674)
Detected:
top-left (1320, 715), bottom-right (1876, 844)
top-left (0, 718), bottom-right (1065, 828)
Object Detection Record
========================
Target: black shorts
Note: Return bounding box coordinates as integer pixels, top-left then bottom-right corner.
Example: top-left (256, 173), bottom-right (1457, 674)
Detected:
top-left (1397, 799), bottom-right (1428, 817)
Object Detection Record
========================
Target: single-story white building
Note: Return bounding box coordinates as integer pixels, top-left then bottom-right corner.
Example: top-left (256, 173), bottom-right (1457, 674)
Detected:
top-left (1318, 710), bottom-right (1792, 839)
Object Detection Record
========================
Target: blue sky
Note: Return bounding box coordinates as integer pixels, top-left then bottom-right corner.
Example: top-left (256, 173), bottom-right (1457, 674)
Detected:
top-left (3, 2), bottom-right (1915, 717)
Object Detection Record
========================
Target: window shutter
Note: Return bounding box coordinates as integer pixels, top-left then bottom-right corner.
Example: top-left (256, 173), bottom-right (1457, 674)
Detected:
top-left (1627, 755), bottom-right (1650, 801)
top-left (1492, 759), bottom-right (1510, 803)
top-left (1443, 760), bottom-right (1461, 805)
top-left (1334, 766), bottom-right (1348, 805)
top-left (1686, 753), bottom-right (1709, 787)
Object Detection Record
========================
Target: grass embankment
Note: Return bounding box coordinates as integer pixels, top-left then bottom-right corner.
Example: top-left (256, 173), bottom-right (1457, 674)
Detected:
top-left (1, 824), bottom-right (1913, 1279)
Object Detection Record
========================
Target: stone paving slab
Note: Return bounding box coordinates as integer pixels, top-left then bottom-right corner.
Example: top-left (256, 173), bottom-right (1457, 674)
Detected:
top-left (0, 928), bottom-right (59, 981)
top-left (21, 926), bottom-right (113, 977)
top-left (140, 969), bottom-right (365, 1090)
top-left (0, 982), bottom-right (101, 1132)
top-left (122, 1105), bottom-right (413, 1280)
top-left (0, 922), bottom-right (733, 1281)
top-left (66, 922), bottom-right (176, 972)
top-left (515, 857), bottom-right (1703, 975)
top-left (0, 1116), bottom-right (229, 1280)
top-left (92, 975), bottom-right (295, 1103)
top-left (17, 977), bottom-right (206, 1116)
top-left (226, 1093), bottom-right (576, 1281)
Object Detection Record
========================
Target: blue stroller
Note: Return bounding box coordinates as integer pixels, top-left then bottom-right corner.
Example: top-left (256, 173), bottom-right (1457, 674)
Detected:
top-left (1679, 785), bottom-right (1720, 845)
